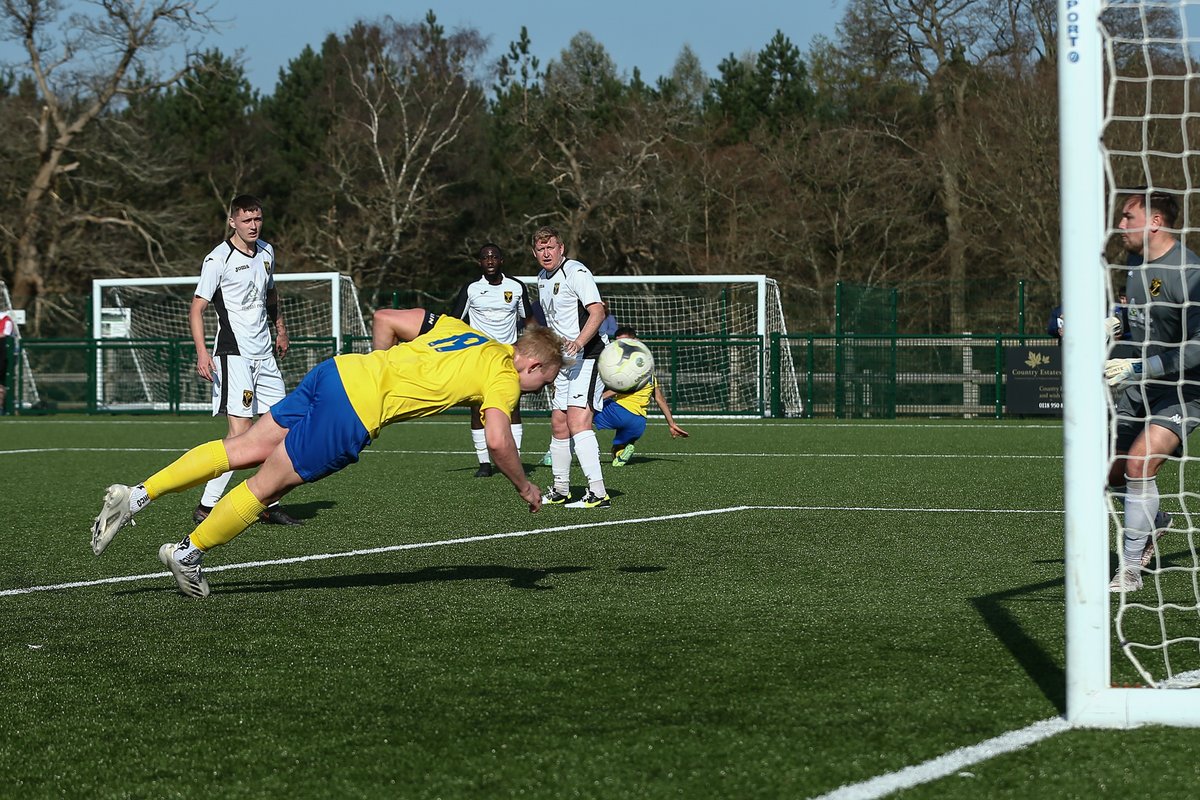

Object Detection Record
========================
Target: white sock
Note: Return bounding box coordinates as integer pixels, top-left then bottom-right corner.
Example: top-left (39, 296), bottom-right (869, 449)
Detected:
top-left (512, 423), bottom-right (524, 451)
top-left (550, 437), bottom-right (572, 492)
top-left (471, 428), bottom-right (490, 465)
top-left (572, 429), bottom-right (607, 497)
top-left (1122, 475), bottom-right (1158, 568)
top-left (200, 471), bottom-right (235, 507)
top-left (130, 484), bottom-right (150, 515)
top-left (174, 535), bottom-right (204, 564)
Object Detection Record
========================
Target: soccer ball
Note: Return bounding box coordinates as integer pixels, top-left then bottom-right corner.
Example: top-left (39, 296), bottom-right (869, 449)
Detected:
top-left (598, 338), bottom-right (654, 392)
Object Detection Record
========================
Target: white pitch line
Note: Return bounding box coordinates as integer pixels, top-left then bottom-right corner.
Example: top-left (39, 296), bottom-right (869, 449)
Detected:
top-left (0, 418), bottom-right (1062, 429)
top-left (0, 446), bottom-right (1062, 460)
top-left (0, 504), bottom-right (1061, 598)
top-left (6, 502), bottom-right (1071, 795)
top-left (809, 716), bottom-right (1071, 800)
top-left (0, 506), bottom-right (753, 598)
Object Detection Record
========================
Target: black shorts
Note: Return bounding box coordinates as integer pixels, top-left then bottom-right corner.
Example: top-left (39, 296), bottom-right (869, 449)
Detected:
top-left (1114, 379), bottom-right (1200, 455)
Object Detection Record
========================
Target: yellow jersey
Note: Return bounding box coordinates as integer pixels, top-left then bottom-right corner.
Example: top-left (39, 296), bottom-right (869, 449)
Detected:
top-left (613, 377), bottom-right (655, 418)
top-left (333, 316), bottom-right (519, 438)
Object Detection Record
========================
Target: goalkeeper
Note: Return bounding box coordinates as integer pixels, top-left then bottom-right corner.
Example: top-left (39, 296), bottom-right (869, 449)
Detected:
top-left (1105, 189), bottom-right (1200, 593)
top-left (90, 310), bottom-right (563, 599)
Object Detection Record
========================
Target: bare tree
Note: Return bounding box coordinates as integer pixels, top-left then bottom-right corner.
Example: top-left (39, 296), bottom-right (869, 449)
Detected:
top-left (301, 13), bottom-right (487, 296)
top-left (517, 32), bottom-right (684, 273)
top-left (0, 0), bottom-right (217, 327)
top-left (840, 0), bottom-right (1034, 331)
top-left (762, 122), bottom-right (941, 331)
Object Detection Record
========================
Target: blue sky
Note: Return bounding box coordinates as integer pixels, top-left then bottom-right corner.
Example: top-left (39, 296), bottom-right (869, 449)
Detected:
top-left (1, 0), bottom-right (848, 94)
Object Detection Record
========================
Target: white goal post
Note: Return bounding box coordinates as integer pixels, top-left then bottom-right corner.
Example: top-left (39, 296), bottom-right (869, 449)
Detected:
top-left (516, 274), bottom-right (803, 418)
top-left (0, 280), bottom-right (40, 410)
top-left (1062, 0), bottom-right (1200, 727)
top-left (91, 273), bottom-right (367, 412)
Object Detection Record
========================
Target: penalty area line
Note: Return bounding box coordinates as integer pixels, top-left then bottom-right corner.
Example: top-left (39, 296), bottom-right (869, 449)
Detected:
top-left (0, 503), bottom-right (1059, 598)
top-left (0, 506), bottom-right (754, 598)
top-left (808, 716), bottom-right (1070, 800)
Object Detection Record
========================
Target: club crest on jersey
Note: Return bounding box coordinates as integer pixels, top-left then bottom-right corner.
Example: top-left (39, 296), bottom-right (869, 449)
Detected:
top-left (504, 291), bottom-right (513, 303)
top-left (1150, 278), bottom-right (1162, 297)
top-left (553, 283), bottom-right (560, 295)
top-left (242, 390), bottom-right (254, 408)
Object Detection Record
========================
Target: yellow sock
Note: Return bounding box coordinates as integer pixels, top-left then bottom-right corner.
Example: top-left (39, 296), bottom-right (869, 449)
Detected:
top-left (143, 441), bottom-right (230, 500)
top-left (190, 482), bottom-right (266, 551)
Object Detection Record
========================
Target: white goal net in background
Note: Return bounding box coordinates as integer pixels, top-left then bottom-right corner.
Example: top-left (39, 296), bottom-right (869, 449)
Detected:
top-left (91, 273), bottom-right (368, 411)
top-left (1064, 0), bottom-right (1200, 727)
top-left (0, 280), bottom-right (40, 410)
top-left (519, 274), bottom-right (803, 418)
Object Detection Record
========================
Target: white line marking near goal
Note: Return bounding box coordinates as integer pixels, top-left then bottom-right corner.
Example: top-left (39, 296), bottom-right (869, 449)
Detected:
top-left (809, 716), bottom-right (1071, 800)
top-left (0, 446), bottom-right (1062, 460)
top-left (0, 419), bottom-right (1062, 429)
top-left (0, 504), bottom-right (1060, 598)
top-left (0, 506), bottom-right (753, 598)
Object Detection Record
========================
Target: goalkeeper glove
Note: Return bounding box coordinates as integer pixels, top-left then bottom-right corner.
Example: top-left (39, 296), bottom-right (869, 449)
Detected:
top-left (1104, 358), bottom-right (1142, 386)
top-left (1104, 316), bottom-right (1122, 342)
top-left (1105, 355), bottom-right (1164, 386)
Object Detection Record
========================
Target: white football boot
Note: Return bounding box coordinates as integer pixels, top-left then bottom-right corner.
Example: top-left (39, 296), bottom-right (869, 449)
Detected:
top-left (1109, 567), bottom-right (1143, 594)
top-left (91, 484), bottom-right (135, 556)
top-left (158, 541), bottom-right (211, 599)
top-left (1139, 510), bottom-right (1172, 567)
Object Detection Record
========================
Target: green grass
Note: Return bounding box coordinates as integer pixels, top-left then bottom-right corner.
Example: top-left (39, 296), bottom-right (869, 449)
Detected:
top-left (0, 415), bottom-right (1194, 798)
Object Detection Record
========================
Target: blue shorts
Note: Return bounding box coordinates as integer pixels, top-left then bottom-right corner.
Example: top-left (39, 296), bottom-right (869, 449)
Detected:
top-left (593, 401), bottom-right (647, 448)
top-left (268, 359), bottom-right (373, 483)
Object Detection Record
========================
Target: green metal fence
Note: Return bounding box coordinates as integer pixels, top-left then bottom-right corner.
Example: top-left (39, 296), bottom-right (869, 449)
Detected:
top-left (6, 333), bottom-right (1058, 418)
top-left (771, 332), bottom-right (1059, 418)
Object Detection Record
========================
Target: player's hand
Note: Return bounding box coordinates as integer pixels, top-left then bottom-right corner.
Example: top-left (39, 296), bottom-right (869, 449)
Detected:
top-left (1104, 316), bottom-right (1122, 342)
top-left (1104, 358), bottom-right (1143, 386)
top-left (196, 354), bottom-right (215, 382)
top-left (564, 338), bottom-right (582, 356)
top-left (519, 481), bottom-right (542, 512)
top-left (669, 424), bottom-right (689, 438)
top-left (275, 329), bottom-right (290, 358)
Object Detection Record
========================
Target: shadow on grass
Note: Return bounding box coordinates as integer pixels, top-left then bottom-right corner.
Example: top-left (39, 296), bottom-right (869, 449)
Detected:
top-left (972, 575), bottom-right (1067, 713)
top-left (223, 563), bottom-right (593, 593)
top-left (261, 499), bottom-right (337, 524)
top-left (119, 562), bottom-right (666, 597)
top-left (973, 546), bottom-right (1190, 714)
top-left (611, 455), bottom-right (681, 468)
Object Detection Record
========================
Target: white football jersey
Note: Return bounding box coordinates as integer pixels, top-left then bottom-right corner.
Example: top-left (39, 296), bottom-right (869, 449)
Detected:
top-left (448, 274), bottom-right (531, 344)
top-left (195, 239), bottom-right (277, 359)
top-left (538, 258), bottom-right (604, 358)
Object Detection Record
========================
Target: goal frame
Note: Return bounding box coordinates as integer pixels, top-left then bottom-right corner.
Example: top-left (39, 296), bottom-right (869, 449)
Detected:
top-left (0, 280), bottom-right (40, 410)
top-left (91, 272), bottom-right (359, 412)
top-left (515, 273), bottom-right (800, 418)
top-left (1061, 0), bottom-right (1200, 728)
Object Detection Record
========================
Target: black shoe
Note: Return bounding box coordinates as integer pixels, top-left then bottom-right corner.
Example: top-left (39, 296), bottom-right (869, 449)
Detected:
top-left (192, 504), bottom-right (212, 525)
top-left (474, 463), bottom-right (494, 478)
top-left (259, 507), bottom-right (304, 526)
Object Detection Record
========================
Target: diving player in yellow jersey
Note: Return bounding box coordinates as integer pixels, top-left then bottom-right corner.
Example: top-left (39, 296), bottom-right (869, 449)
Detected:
top-left (90, 309), bottom-right (564, 598)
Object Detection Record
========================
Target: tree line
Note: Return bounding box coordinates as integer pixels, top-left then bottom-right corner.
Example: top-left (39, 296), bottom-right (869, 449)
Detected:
top-left (0, 0), bottom-right (1190, 337)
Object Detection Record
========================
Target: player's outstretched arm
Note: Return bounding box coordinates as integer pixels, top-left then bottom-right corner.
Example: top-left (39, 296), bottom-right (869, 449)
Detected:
top-left (371, 308), bottom-right (427, 350)
top-left (483, 406), bottom-right (542, 511)
top-left (653, 384), bottom-right (689, 438)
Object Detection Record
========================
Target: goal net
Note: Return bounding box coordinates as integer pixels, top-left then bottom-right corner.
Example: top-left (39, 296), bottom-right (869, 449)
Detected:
top-left (91, 273), bottom-right (368, 411)
top-left (0, 280), bottom-right (40, 410)
top-left (1064, 0), bottom-right (1200, 727)
top-left (518, 274), bottom-right (802, 417)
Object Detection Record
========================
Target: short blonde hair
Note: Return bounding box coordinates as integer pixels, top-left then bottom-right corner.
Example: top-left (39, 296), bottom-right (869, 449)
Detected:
top-left (514, 324), bottom-right (564, 372)
top-left (531, 226), bottom-right (561, 247)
